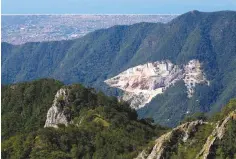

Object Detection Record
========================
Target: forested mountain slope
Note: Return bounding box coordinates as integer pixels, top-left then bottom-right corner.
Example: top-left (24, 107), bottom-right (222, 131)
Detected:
top-left (2, 11), bottom-right (236, 126)
top-left (2, 79), bottom-right (236, 159)
top-left (136, 99), bottom-right (236, 159)
top-left (2, 79), bottom-right (167, 159)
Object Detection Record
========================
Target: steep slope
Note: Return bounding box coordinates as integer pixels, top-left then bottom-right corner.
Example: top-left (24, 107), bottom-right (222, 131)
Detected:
top-left (2, 79), bottom-right (236, 158)
top-left (136, 99), bottom-right (236, 159)
top-left (136, 120), bottom-right (212, 159)
top-left (2, 23), bottom-right (158, 94)
top-left (44, 88), bottom-right (71, 128)
top-left (2, 11), bottom-right (236, 126)
top-left (197, 110), bottom-right (236, 159)
top-left (1, 79), bottom-right (168, 159)
top-left (105, 59), bottom-right (209, 109)
top-left (1, 78), bottom-right (63, 139)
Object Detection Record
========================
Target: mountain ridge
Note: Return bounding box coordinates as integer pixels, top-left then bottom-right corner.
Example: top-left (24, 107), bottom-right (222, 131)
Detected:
top-left (1, 79), bottom-right (167, 158)
top-left (2, 79), bottom-right (236, 159)
top-left (2, 10), bottom-right (236, 126)
top-left (136, 99), bottom-right (236, 159)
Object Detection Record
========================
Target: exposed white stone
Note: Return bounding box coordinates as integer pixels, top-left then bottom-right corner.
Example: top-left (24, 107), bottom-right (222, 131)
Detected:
top-left (136, 120), bottom-right (208, 159)
top-left (105, 59), bottom-right (209, 109)
top-left (183, 60), bottom-right (209, 98)
top-left (136, 110), bottom-right (236, 159)
top-left (44, 88), bottom-right (70, 128)
top-left (197, 110), bottom-right (236, 159)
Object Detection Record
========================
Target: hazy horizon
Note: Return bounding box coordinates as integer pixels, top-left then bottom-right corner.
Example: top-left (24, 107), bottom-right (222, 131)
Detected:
top-left (2, 0), bottom-right (236, 14)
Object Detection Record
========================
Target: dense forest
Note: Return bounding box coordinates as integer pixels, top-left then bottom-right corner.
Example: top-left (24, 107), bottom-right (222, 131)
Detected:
top-left (2, 11), bottom-right (236, 126)
top-left (2, 79), bottom-right (236, 158)
top-left (2, 79), bottom-right (168, 159)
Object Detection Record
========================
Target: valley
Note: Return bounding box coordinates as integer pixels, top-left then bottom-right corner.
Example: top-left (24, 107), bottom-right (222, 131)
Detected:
top-left (2, 79), bottom-right (236, 159)
top-left (1, 0), bottom-right (236, 157)
top-left (2, 10), bottom-right (236, 126)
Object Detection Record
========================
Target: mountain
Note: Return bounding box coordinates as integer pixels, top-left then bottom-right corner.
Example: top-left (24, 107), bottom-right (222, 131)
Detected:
top-left (2, 79), bottom-right (167, 159)
top-left (2, 79), bottom-right (236, 159)
top-left (105, 59), bottom-right (209, 109)
top-left (136, 99), bottom-right (236, 159)
top-left (1, 78), bottom-right (63, 139)
top-left (2, 10), bottom-right (236, 126)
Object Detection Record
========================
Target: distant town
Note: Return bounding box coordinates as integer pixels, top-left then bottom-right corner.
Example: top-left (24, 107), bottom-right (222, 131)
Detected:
top-left (2, 14), bottom-right (177, 45)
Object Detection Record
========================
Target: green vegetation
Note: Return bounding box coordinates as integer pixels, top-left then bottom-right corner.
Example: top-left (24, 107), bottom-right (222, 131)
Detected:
top-left (145, 99), bottom-right (236, 159)
top-left (212, 120), bottom-right (236, 159)
top-left (1, 78), bottom-right (63, 139)
top-left (2, 79), bottom-right (168, 159)
top-left (2, 79), bottom-right (236, 158)
top-left (208, 99), bottom-right (236, 159)
top-left (181, 112), bottom-right (207, 123)
top-left (2, 11), bottom-right (236, 126)
top-left (169, 124), bottom-right (214, 159)
top-left (210, 99), bottom-right (236, 122)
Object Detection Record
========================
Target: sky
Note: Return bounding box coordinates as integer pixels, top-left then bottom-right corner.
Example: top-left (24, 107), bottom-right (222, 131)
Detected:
top-left (2, 0), bottom-right (236, 14)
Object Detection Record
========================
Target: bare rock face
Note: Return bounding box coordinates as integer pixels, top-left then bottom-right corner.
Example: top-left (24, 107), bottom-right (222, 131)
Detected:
top-left (136, 110), bottom-right (236, 159)
top-left (136, 120), bottom-right (207, 159)
top-left (105, 59), bottom-right (209, 109)
top-left (183, 60), bottom-right (209, 98)
top-left (44, 88), bottom-right (70, 128)
top-left (196, 110), bottom-right (236, 159)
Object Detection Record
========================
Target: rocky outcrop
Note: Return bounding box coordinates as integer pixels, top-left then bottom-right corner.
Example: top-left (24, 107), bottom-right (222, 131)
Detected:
top-left (136, 120), bottom-right (208, 159)
top-left (44, 88), bottom-right (71, 128)
top-left (196, 110), bottom-right (236, 159)
top-left (183, 60), bottom-right (209, 98)
top-left (105, 59), bottom-right (209, 109)
top-left (136, 110), bottom-right (236, 159)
